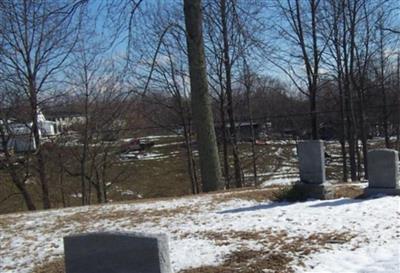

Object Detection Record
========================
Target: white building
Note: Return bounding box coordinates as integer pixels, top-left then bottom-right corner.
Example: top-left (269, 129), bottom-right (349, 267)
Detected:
top-left (1, 110), bottom-right (57, 153)
top-left (37, 111), bottom-right (57, 136)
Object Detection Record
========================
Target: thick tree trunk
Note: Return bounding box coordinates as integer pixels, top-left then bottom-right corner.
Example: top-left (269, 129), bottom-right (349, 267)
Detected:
top-left (183, 0), bottom-right (223, 192)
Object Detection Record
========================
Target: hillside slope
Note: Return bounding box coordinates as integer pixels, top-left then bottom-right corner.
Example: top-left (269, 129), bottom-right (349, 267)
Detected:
top-left (0, 186), bottom-right (399, 273)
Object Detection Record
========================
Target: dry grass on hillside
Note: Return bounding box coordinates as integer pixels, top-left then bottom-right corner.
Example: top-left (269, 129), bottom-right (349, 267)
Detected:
top-left (32, 230), bottom-right (356, 273)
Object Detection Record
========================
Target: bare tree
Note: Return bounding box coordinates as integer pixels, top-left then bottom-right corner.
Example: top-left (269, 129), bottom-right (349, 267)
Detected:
top-left (275, 0), bottom-right (326, 139)
top-left (0, 90), bottom-right (36, 210)
top-left (0, 0), bottom-right (84, 208)
top-left (241, 59), bottom-right (258, 185)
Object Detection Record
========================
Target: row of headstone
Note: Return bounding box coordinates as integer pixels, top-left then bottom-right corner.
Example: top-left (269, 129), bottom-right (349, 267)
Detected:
top-left (64, 232), bottom-right (172, 273)
top-left (296, 140), bottom-right (400, 197)
top-left (61, 142), bottom-right (398, 273)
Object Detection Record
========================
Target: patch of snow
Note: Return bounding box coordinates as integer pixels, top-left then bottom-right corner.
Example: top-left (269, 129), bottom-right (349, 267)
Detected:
top-left (153, 142), bottom-right (184, 148)
top-left (119, 152), bottom-right (169, 161)
top-left (70, 193), bottom-right (82, 198)
top-left (261, 177), bottom-right (298, 187)
top-left (0, 193), bottom-right (399, 273)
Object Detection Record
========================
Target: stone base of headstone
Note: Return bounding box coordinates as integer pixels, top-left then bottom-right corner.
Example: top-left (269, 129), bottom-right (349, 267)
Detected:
top-left (364, 188), bottom-right (400, 197)
top-left (293, 182), bottom-right (335, 200)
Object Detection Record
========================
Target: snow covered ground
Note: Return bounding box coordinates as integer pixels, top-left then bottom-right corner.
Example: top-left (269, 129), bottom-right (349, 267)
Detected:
top-left (0, 188), bottom-right (399, 273)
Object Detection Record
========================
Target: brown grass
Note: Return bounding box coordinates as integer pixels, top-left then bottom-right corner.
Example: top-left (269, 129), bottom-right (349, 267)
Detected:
top-left (32, 230), bottom-right (355, 273)
top-left (333, 184), bottom-right (364, 199)
top-left (181, 230), bottom-right (355, 273)
top-left (50, 204), bottom-right (200, 233)
top-left (211, 187), bottom-right (283, 203)
top-left (32, 258), bottom-right (64, 273)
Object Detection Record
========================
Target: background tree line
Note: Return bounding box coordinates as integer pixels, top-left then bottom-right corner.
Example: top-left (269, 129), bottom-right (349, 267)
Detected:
top-left (0, 0), bottom-right (399, 212)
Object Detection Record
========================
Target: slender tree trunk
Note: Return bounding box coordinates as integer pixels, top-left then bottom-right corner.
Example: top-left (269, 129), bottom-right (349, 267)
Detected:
top-left (343, 60), bottom-right (357, 181)
top-left (80, 89), bottom-right (90, 205)
top-left (359, 108), bottom-right (368, 179)
top-left (356, 84), bottom-right (368, 178)
top-left (182, 116), bottom-right (198, 194)
top-left (379, 23), bottom-right (390, 148)
top-left (310, 0), bottom-right (319, 140)
top-left (183, 0), bottom-right (223, 192)
top-left (0, 133), bottom-right (36, 210)
top-left (219, 0), bottom-right (242, 187)
top-left (381, 75), bottom-right (390, 148)
top-left (343, 2), bottom-right (358, 181)
top-left (9, 167), bottom-right (36, 211)
top-left (30, 92), bottom-right (51, 209)
top-left (187, 121), bottom-right (200, 193)
top-left (246, 84), bottom-right (258, 186)
top-left (15, 182), bottom-right (36, 211)
top-left (59, 163), bottom-right (66, 208)
top-left (331, 0), bottom-right (348, 182)
top-left (219, 99), bottom-right (230, 188)
top-left (356, 137), bottom-right (362, 180)
top-left (310, 86), bottom-right (318, 139)
top-left (338, 76), bottom-right (348, 182)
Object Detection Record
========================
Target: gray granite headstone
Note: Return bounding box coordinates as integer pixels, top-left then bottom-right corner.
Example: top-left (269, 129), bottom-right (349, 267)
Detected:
top-left (64, 232), bottom-right (172, 273)
top-left (297, 140), bottom-right (326, 184)
top-left (367, 149), bottom-right (399, 189)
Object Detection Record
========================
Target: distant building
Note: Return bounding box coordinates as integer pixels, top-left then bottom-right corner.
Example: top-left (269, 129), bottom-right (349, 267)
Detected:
top-left (216, 122), bottom-right (267, 142)
top-left (37, 111), bottom-right (58, 136)
top-left (46, 111), bottom-right (85, 132)
top-left (0, 110), bottom-right (57, 152)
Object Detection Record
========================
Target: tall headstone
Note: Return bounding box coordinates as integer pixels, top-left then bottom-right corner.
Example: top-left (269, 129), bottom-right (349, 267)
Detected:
top-left (297, 140), bottom-right (326, 184)
top-left (365, 149), bottom-right (400, 196)
top-left (64, 232), bottom-right (172, 273)
top-left (294, 140), bottom-right (334, 199)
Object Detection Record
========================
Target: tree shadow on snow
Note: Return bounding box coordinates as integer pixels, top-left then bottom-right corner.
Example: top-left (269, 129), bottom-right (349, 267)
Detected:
top-left (219, 196), bottom-right (375, 214)
top-left (218, 202), bottom-right (293, 214)
top-left (308, 198), bottom-right (367, 208)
